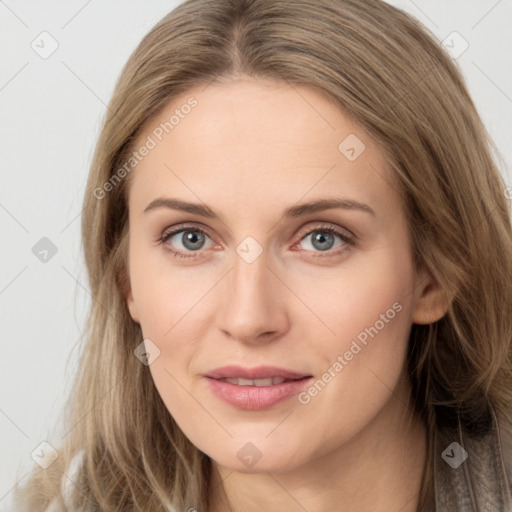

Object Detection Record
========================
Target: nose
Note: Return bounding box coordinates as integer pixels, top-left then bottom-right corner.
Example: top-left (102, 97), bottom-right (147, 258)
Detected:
top-left (215, 248), bottom-right (290, 345)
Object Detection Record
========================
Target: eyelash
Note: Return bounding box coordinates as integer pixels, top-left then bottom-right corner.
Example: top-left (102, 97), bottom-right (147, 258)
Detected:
top-left (158, 223), bottom-right (354, 260)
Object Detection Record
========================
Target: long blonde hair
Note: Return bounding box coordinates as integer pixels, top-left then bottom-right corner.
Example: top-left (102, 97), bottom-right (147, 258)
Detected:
top-left (12, 0), bottom-right (512, 510)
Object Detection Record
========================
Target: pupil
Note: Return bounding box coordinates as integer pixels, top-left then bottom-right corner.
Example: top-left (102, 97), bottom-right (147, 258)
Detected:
top-left (183, 231), bottom-right (204, 250)
top-left (313, 232), bottom-right (334, 251)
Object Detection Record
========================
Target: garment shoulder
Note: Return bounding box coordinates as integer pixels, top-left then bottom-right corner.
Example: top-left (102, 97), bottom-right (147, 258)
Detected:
top-left (497, 414), bottom-right (512, 503)
top-left (434, 407), bottom-right (512, 511)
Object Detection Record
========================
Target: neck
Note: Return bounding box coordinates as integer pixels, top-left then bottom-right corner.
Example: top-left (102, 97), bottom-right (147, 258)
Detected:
top-left (208, 379), bottom-right (427, 512)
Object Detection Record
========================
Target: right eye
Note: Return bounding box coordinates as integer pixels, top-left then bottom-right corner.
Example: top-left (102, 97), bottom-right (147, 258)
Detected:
top-left (159, 226), bottom-right (216, 259)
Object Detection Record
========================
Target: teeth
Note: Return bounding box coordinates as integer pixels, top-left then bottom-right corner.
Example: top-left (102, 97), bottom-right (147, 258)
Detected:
top-left (223, 377), bottom-right (286, 386)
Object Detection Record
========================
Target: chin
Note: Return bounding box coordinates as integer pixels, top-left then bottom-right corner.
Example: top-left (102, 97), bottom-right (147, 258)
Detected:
top-left (221, 456), bottom-right (303, 474)
top-left (207, 440), bottom-right (311, 474)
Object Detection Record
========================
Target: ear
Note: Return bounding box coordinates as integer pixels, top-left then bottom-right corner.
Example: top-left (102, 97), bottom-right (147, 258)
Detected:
top-left (119, 264), bottom-right (140, 324)
top-left (126, 287), bottom-right (140, 324)
top-left (411, 267), bottom-right (451, 325)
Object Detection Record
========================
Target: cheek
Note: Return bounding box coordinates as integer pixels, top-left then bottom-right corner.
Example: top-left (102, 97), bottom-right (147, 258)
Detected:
top-left (296, 244), bottom-right (412, 366)
top-left (291, 248), bottom-right (415, 434)
top-left (128, 243), bottom-right (224, 411)
top-left (294, 244), bottom-right (415, 355)
top-left (128, 239), bottom-right (216, 340)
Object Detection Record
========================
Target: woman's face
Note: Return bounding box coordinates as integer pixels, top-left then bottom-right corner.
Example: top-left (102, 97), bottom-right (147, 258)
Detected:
top-left (125, 77), bottom-right (443, 473)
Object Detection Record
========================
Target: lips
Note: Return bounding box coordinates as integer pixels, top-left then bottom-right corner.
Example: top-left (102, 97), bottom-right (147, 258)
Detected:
top-left (204, 365), bottom-right (313, 410)
top-left (220, 377), bottom-right (287, 386)
top-left (205, 365), bottom-right (310, 381)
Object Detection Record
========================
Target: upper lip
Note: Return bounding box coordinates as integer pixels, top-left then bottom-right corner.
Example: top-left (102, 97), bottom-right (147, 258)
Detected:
top-left (205, 365), bottom-right (311, 380)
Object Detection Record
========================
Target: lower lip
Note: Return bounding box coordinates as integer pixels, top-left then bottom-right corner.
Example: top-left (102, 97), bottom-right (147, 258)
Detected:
top-left (205, 377), bottom-right (312, 410)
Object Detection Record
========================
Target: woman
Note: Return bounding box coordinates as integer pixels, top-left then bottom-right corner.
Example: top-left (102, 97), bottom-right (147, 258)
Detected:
top-left (11, 0), bottom-right (512, 510)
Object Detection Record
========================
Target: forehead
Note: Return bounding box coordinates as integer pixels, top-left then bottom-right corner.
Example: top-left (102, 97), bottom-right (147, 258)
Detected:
top-left (127, 78), bottom-right (397, 217)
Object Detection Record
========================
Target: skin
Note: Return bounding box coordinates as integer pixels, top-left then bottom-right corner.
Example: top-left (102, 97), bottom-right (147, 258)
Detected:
top-left (124, 77), bottom-right (449, 512)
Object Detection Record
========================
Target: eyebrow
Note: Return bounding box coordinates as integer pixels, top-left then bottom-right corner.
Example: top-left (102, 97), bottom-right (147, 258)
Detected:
top-left (143, 197), bottom-right (376, 219)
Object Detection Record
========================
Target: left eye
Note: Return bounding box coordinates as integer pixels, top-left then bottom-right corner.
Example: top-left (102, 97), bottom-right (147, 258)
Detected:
top-left (299, 229), bottom-right (348, 252)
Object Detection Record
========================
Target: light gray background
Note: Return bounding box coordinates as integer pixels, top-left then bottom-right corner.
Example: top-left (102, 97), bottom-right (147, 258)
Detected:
top-left (1, 1), bottom-right (511, 509)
